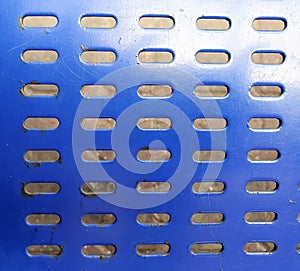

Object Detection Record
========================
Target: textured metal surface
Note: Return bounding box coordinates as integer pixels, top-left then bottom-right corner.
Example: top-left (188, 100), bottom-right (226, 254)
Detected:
top-left (1, 0), bottom-right (300, 270)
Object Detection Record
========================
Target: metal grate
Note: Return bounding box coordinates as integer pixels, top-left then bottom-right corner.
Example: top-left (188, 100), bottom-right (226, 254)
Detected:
top-left (1, 0), bottom-right (300, 270)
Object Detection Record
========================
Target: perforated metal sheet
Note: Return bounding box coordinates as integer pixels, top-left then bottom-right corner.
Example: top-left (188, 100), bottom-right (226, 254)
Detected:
top-left (1, 0), bottom-right (300, 270)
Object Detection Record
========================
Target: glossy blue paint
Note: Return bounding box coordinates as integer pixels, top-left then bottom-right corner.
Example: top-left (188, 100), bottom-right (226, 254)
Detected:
top-left (1, 0), bottom-right (300, 270)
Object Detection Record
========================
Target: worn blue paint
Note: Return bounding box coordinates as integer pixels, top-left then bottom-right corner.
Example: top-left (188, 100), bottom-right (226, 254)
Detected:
top-left (1, 0), bottom-right (300, 270)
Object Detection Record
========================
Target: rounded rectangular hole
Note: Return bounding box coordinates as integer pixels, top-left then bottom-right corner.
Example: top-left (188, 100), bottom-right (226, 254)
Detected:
top-left (192, 182), bottom-right (225, 194)
top-left (251, 51), bottom-right (285, 64)
top-left (21, 84), bottom-right (59, 97)
top-left (80, 118), bottom-right (116, 130)
top-left (244, 242), bottom-right (277, 254)
top-left (80, 15), bottom-right (116, 29)
top-left (80, 85), bottom-right (116, 98)
top-left (138, 85), bottom-right (173, 98)
top-left (26, 214), bottom-right (60, 225)
top-left (139, 15), bottom-right (174, 29)
top-left (192, 213), bottom-right (224, 225)
top-left (22, 16), bottom-right (58, 28)
top-left (248, 118), bottom-right (280, 130)
top-left (137, 182), bottom-right (171, 193)
top-left (80, 50), bottom-right (116, 64)
top-left (194, 118), bottom-right (227, 130)
top-left (82, 245), bottom-right (116, 258)
top-left (190, 243), bottom-right (223, 255)
top-left (81, 150), bottom-right (116, 162)
top-left (250, 85), bottom-right (283, 98)
top-left (194, 85), bottom-right (228, 98)
top-left (81, 214), bottom-right (116, 226)
top-left (196, 17), bottom-right (230, 30)
top-left (81, 182), bottom-right (116, 196)
top-left (137, 118), bottom-right (172, 130)
top-left (136, 244), bottom-right (170, 257)
top-left (253, 18), bottom-right (286, 31)
top-left (27, 245), bottom-right (63, 257)
top-left (193, 150), bottom-right (226, 162)
top-left (196, 51), bottom-right (230, 64)
top-left (245, 212), bottom-right (277, 224)
top-left (137, 150), bottom-right (171, 162)
top-left (23, 117), bottom-right (59, 130)
top-left (23, 182), bottom-right (60, 195)
top-left (247, 150), bottom-right (279, 162)
top-left (24, 150), bottom-right (60, 163)
top-left (137, 213), bottom-right (170, 226)
top-left (246, 181), bottom-right (278, 194)
top-left (297, 213), bottom-right (300, 223)
top-left (22, 50), bottom-right (58, 63)
top-left (138, 49), bottom-right (174, 63)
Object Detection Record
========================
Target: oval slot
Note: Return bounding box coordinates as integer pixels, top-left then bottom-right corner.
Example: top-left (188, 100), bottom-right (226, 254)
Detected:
top-left (194, 85), bottom-right (228, 98)
top-left (250, 85), bottom-right (283, 97)
top-left (247, 150), bottom-right (279, 162)
top-left (136, 244), bottom-right (170, 257)
top-left (137, 118), bottom-right (172, 130)
top-left (138, 50), bottom-right (173, 63)
top-left (23, 182), bottom-right (60, 195)
top-left (24, 150), bottom-right (60, 163)
top-left (81, 214), bottom-right (116, 226)
top-left (249, 118), bottom-right (280, 130)
top-left (80, 118), bottom-right (116, 130)
top-left (137, 182), bottom-right (171, 193)
top-left (246, 181), bottom-right (278, 194)
top-left (22, 50), bottom-right (58, 63)
top-left (251, 51), bottom-right (284, 64)
top-left (81, 182), bottom-right (116, 196)
top-left (139, 15), bottom-right (174, 29)
top-left (80, 15), bottom-right (116, 29)
top-left (137, 150), bottom-right (171, 162)
top-left (194, 118), bottom-right (227, 130)
top-left (81, 150), bottom-right (116, 162)
top-left (26, 214), bottom-right (60, 225)
top-left (196, 51), bottom-right (230, 64)
top-left (82, 245), bottom-right (116, 258)
top-left (192, 213), bottom-right (224, 224)
top-left (190, 243), bottom-right (223, 255)
top-left (197, 17), bottom-right (230, 30)
top-left (80, 85), bottom-right (116, 98)
top-left (193, 150), bottom-right (226, 162)
top-left (80, 51), bottom-right (116, 64)
top-left (138, 85), bottom-right (173, 98)
top-left (244, 242), bottom-right (277, 254)
top-left (22, 16), bottom-right (58, 28)
top-left (27, 245), bottom-right (63, 257)
top-left (245, 212), bottom-right (277, 223)
top-left (253, 18), bottom-right (286, 31)
top-left (192, 182), bottom-right (225, 194)
top-left (137, 213), bottom-right (170, 226)
top-left (21, 84), bottom-right (59, 97)
top-left (23, 117), bottom-right (59, 130)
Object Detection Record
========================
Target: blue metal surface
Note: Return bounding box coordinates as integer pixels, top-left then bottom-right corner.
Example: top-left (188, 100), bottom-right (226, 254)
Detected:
top-left (1, 0), bottom-right (300, 270)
